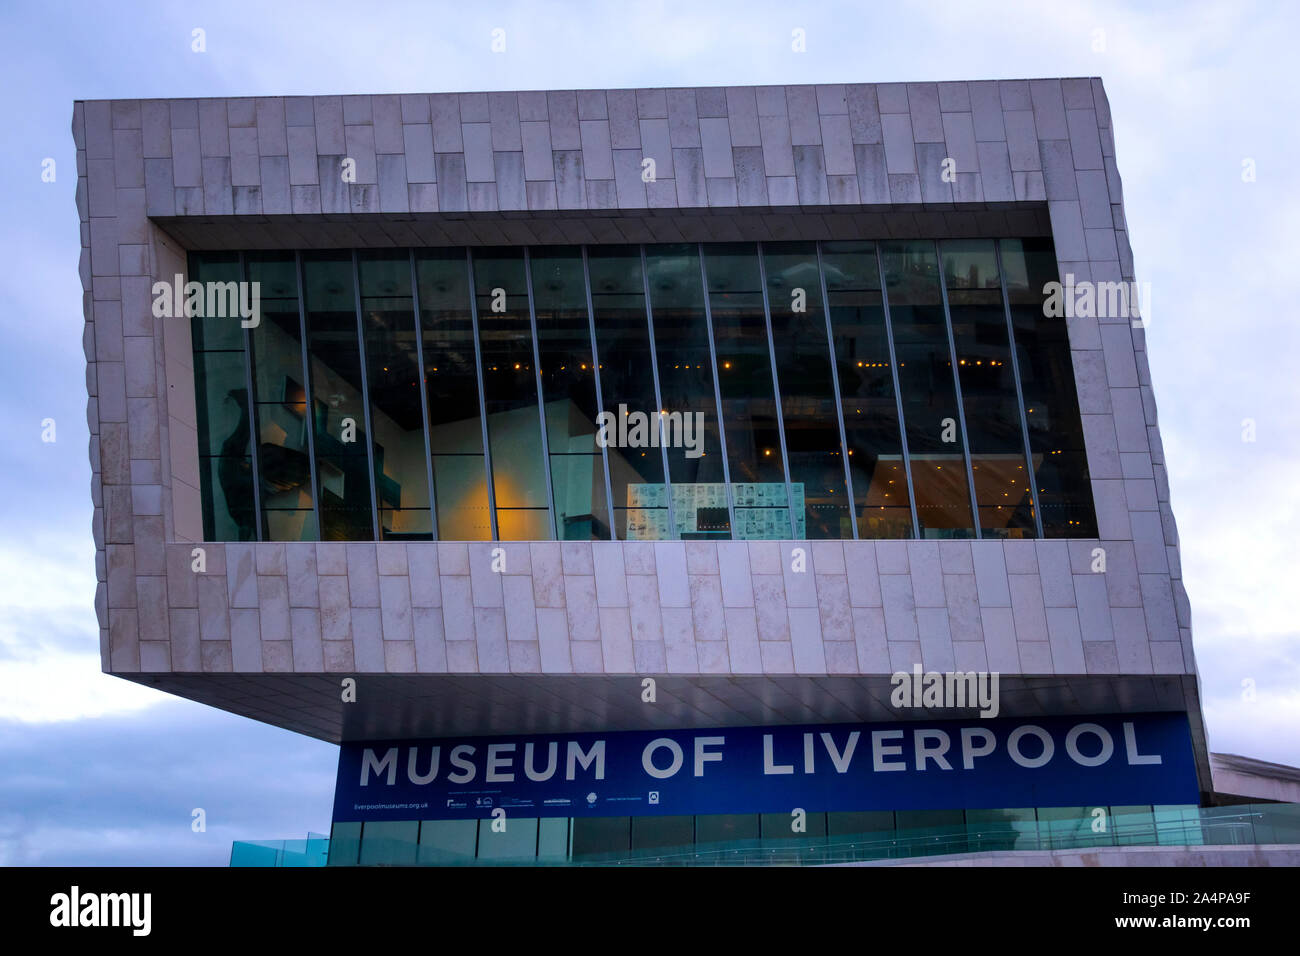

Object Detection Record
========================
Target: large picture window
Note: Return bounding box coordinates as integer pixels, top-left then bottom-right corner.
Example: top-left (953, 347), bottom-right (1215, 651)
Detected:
top-left (188, 238), bottom-right (1095, 542)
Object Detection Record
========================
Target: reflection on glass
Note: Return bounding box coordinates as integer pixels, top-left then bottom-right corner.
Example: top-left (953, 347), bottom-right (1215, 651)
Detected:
top-left (940, 240), bottom-right (1036, 538)
top-left (588, 246), bottom-right (669, 539)
top-left (531, 247), bottom-right (611, 540)
top-left (473, 248), bottom-right (552, 540)
top-left (359, 252), bottom-right (432, 540)
top-left (191, 253), bottom-right (256, 541)
top-left (246, 254), bottom-right (316, 541)
top-left (1001, 238), bottom-right (1098, 536)
top-left (882, 240), bottom-right (976, 539)
top-left (645, 244), bottom-right (730, 539)
top-left (302, 252), bottom-right (374, 540)
top-left (703, 243), bottom-right (793, 539)
top-left (821, 241), bottom-right (913, 538)
top-left (764, 242), bottom-right (851, 539)
top-left (416, 250), bottom-right (491, 540)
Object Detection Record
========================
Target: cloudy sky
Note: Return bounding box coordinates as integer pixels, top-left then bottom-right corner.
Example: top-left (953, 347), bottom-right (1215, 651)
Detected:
top-left (0, 0), bottom-right (1295, 865)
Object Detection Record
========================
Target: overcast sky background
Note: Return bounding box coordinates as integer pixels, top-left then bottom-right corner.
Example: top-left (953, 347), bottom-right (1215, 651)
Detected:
top-left (0, 0), bottom-right (1295, 865)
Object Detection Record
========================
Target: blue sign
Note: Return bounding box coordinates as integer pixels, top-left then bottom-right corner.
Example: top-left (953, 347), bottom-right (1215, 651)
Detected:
top-left (333, 712), bottom-right (1199, 822)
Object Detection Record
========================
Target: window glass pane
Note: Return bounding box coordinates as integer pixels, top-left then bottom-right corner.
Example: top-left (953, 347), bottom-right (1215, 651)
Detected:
top-left (473, 248), bottom-right (552, 540)
top-left (821, 242), bottom-right (912, 538)
top-left (965, 807), bottom-right (1037, 850)
top-left (764, 242), bottom-right (851, 539)
top-left (570, 816), bottom-right (631, 860)
top-left (246, 253), bottom-right (315, 541)
top-left (588, 247), bottom-right (669, 540)
top-left (703, 243), bottom-right (791, 539)
top-left (695, 813), bottom-right (759, 846)
top-left (189, 253), bottom-right (244, 351)
top-left (894, 808), bottom-right (965, 833)
top-left (359, 820), bottom-right (418, 865)
top-left (530, 247), bottom-right (612, 540)
top-left (327, 821), bottom-right (361, 866)
top-left (190, 253), bottom-right (256, 541)
top-left (645, 244), bottom-right (730, 539)
top-left (302, 252), bottom-right (373, 540)
top-left (941, 240), bottom-right (1036, 538)
top-left (1036, 805), bottom-right (1106, 849)
top-left (416, 250), bottom-right (491, 540)
top-left (537, 817), bottom-right (570, 862)
top-left (1001, 239), bottom-right (1098, 536)
top-left (761, 811), bottom-right (826, 841)
top-left (476, 816), bottom-right (538, 861)
top-left (416, 819), bottom-right (477, 864)
top-left (630, 814), bottom-right (695, 852)
top-left (827, 810), bottom-right (896, 837)
top-left (359, 251), bottom-right (432, 541)
top-left (882, 240), bottom-right (976, 538)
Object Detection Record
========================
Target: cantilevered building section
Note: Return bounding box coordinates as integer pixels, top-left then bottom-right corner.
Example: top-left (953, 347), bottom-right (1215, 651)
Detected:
top-left (77, 79), bottom-right (1233, 865)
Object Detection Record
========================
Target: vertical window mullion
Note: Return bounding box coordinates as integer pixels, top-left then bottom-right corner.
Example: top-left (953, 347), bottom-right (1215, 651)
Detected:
top-left (933, 240), bottom-right (981, 539)
top-left (995, 240), bottom-right (1045, 539)
top-left (639, 245), bottom-right (677, 540)
top-left (465, 248), bottom-right (499, 540)
top-left (815, 241), bottom-right (858, 540)
top-left (351, 249), bottom-right (381, 541)
top-left (523, 248), bottom-right (559, 541)
top-left (238, 251), bottom-right (263, 541)
top-left (581, 246), bottom-right (617, 540)
top-left (408, 248), bottom-right (439, 540)
top-left (293, 251), bottom-right (322, 541)
top-left (755, 241), bottom-right (798, 540)
top-left (874, 246), bottom-right (920, 539)
top-left (697, 242), bottom-right (738, 539)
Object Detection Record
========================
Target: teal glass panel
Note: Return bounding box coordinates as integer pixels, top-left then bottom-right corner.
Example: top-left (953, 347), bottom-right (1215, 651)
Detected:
top-left (537, 817), bottom-right (570, 862)
top-left (326, 821), bottom-right (361, 866)
top-left (630, 815), bottom-right (695, 852)
top-left (760, 811), bottom-right (827, 841)
top-left (570, 816), bottom-right (631, 860)
top-left (694, 813), bottom-right (759, 845)
top-left (476, 817), bottom-right (539, 861)
top-left (359, 820), bottom-right (418, 865)
top-left (416, 819), bottom-right (478, 864)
